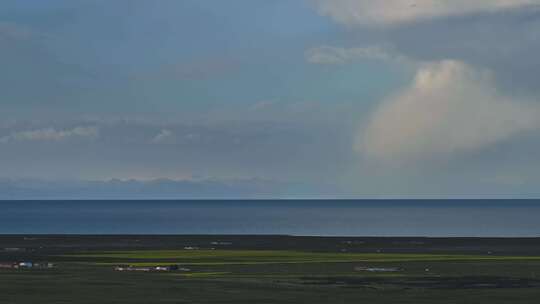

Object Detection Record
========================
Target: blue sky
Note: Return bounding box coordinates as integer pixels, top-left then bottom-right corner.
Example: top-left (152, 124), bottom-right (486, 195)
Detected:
top-left (1, 0), bottom-right (406, 116)
top-left (1, 0), bottom-right (540, 198)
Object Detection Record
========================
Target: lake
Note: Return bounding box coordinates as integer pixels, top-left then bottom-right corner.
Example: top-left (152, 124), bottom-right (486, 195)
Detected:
top-left (1, 200), bottom-right (540, 236)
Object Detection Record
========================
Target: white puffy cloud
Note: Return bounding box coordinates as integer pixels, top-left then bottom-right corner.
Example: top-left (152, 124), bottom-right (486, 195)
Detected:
top-left (359, 60), bottom-right (540, 164)
top-left (0, 126), bottom-right (99, 144)
top-left (305, 45), bottom-right (409, 65)
top-left (313, 0), bottom-right (538, 26)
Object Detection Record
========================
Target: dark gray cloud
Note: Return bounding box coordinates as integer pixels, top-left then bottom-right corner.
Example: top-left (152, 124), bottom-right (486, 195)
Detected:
top-left (322, 7), bottom-right (540, 94)
top-left (385, 8), bottom-right (540, 93)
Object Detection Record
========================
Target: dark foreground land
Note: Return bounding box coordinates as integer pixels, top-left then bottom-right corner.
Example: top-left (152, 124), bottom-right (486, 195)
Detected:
top-left (2, 235), bottom-right (540, 303)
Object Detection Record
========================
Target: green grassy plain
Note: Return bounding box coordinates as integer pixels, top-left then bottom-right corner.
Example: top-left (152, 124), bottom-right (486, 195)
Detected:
top-left (70, 249), bottom-right (540, 265)
top-left (2, 235), bottom-right (540, 303)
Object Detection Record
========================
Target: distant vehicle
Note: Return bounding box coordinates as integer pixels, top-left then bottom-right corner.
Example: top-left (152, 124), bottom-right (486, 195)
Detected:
top-left (18, 262), bottom-right (33, 268)
top-left (115, 264), bottom-right (183, 272)
top-left (355, 266), bottom-right (400, 272)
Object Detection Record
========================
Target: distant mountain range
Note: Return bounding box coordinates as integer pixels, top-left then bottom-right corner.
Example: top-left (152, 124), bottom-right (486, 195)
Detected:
top-left (0, 178), bottom-right (338, 200)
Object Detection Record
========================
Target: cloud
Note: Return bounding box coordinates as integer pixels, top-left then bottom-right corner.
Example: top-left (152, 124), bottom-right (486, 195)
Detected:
top-left (250, 100), bottom-right (278, 111)
top-left (0, 119), bottom-right (353, 187)
top-left (305, 45), bottom-right (409, 65)
top-left (358, 60), bottom-right (540, 164)
top-left (310, 3), bottom-right (540, 93)
top-left (312, 0), bottom-right (538, 26)
top-left (151, 129), bottom-right (175, 144)
top-left (0, 177), bottom-right (339, 199)
top-left (0, 126), bottom-right (99, 144)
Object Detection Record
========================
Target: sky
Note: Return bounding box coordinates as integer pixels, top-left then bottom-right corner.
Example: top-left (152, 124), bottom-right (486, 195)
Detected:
top-left (1, 0), bottom-right (540, 198)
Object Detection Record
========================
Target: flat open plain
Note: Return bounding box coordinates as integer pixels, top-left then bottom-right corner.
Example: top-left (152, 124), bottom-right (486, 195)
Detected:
top-left (1, 235), bottom-right (540, 303)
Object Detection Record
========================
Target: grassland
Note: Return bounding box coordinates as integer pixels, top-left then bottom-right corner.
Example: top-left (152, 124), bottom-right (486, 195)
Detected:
top-left (71, 250), bottom-right (540, 265)
top-left (2, 235), bottom-right (540, 303)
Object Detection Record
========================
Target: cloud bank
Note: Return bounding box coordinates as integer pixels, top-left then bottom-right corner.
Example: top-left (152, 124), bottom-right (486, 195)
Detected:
top-left (0, 178), bottom-right (336, 200)
top-left (359, 60), bottom-right (540, 164)
top-left (313, 0), bottom-right (539, 26)
top-left (305, 45), bottom-right (408, 65)
top-left (0, 126), bottom-right (99, 144)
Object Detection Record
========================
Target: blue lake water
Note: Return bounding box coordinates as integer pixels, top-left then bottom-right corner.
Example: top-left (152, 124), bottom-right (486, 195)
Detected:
top-left (1, 200), bottom-right (540, 237)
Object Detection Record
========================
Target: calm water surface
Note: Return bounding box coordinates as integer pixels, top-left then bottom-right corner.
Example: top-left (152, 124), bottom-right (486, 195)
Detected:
top-left (1, 200), bottom-right (540, 236)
